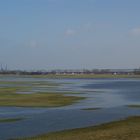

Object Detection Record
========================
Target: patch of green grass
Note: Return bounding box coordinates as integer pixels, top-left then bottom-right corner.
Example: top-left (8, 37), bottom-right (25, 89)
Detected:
top-left (1, 74), bottom-right (140, 79)
top-left (14, 116), bottom-right (140, 140)
top-left (127, 104), bottom-right (140, 108)
top-left (0, 118), bottom-right (24, 123)
top-left (0, 86), bottom-right (85, 107)
top-left (0, 80), bottom-right (85, 107)
top-left (82, 107), bottom-right (101, 110)
top-left (30, 81), bottom-right (60, 87)
top-left (0, 80), bottom-right (60, 87)
top-left (0, 93), bottom-right (85, 107)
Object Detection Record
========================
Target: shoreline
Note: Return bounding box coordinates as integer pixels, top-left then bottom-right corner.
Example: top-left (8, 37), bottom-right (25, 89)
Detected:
top-left (14, 116), bottom-right (140, 140)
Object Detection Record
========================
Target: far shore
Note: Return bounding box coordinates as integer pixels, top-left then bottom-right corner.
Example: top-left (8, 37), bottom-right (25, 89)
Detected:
top-left (1, 74), bottom-right (140, 79)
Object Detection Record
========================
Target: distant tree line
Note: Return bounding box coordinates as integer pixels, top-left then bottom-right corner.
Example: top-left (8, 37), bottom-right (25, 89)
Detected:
top-left (133, 69), bottom-right (140, 75)
top-left (0, 68), bottom-right (140, 75)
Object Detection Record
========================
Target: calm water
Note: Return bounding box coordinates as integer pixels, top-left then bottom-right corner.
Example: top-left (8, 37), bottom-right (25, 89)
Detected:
top-left (0, 77), bottom-right (140, 140)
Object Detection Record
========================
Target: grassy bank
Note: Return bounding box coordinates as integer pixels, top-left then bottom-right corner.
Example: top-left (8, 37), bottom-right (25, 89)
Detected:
top-left (14, 116), bottom-right (140, 140)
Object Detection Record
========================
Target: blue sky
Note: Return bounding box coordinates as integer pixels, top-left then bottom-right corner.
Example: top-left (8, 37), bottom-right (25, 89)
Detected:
top-left (0, 0), bottom-right (140, 70)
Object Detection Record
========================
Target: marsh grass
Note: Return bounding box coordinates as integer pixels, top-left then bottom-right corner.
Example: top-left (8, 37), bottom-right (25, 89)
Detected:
top-left (127, 105), bottom-right (140, 108)
top-left (0, 81), bottom-right (85, 107)
top-left (81, 107), bottom-right (101, 111)
top-left (14, 116), bottom-right (140, 140)
top-left (0, 89), bottom-right (85, 107)
top-left (0, 118), bottom-right (24, 123)
top-left (0, 80), bottom-right (60, 87)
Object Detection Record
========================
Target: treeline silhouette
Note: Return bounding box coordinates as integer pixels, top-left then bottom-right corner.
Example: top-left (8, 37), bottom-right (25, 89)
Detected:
top-left (0, 69), bottom-right (140, 75)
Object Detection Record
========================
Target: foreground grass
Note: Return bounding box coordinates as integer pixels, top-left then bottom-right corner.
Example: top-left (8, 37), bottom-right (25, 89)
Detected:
top-left (0, 118), bottom-right (24, 123)
top-left (14, 116), bottom-right (140, 140)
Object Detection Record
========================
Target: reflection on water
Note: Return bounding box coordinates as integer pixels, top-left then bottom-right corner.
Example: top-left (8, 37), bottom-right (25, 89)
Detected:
top-left (0, 77), bottom-right (140, 140)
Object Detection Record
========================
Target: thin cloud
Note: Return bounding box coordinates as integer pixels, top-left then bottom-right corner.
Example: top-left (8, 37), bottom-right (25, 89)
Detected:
top-left (29, 40), bottom-right (38, 48)
top-left (65, 29), bottom-right (76, 36)
top-left (84, 22), bottom-right (92, 31)
top-left (64, 22), bottom-right (93, 37)
top-left (130, 27), bottom-right (140, 35)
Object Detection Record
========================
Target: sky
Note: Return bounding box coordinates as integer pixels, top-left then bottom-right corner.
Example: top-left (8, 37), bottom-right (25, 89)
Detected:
top-left (0, 0), bottom-right (140, 70)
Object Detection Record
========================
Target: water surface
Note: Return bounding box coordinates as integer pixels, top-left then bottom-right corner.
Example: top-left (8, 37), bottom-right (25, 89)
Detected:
top-left (0, 77), bottom-right (140, 140)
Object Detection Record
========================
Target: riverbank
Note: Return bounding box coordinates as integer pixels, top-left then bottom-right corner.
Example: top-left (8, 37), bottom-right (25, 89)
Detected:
top-left (15, 116), bottom-right (140, 140)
